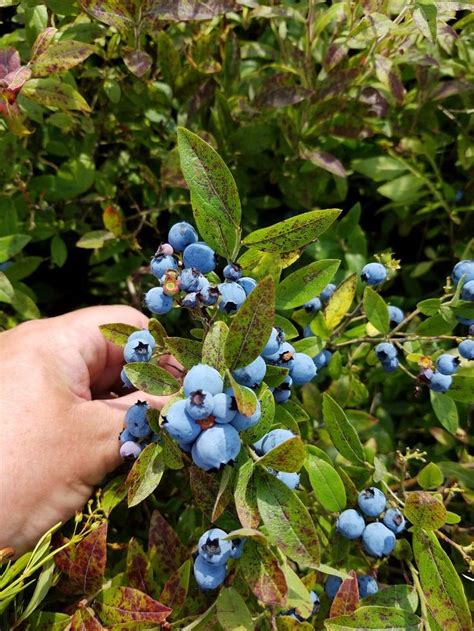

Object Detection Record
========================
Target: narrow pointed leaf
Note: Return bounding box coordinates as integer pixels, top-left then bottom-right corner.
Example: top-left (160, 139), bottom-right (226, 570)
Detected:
top-left (305, 455), bottom-right (347, 512)
top-left (322, 394), bottom-right (365, 464)
top-left (324, 273), bottom-right (357, 330)
top-left (227, 371), bottom-right (258, 416)
top-left (234, 458), bottom-right (259, 529)
top-left (363, 287), bottom-right (389, 334)
top-left (127, 444), bottom-right (165, 507)
top-left (276, 260), bottom-right (340, 309)
top-left (329, 570), bottom-right (359, 617)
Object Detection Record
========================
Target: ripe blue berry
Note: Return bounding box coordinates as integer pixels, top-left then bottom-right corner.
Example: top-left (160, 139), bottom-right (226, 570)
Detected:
top-left (388, 305), bottom-right (404, 326)
top-left (266, 342), bottom-right (295, 369)
top-left (223, 262), bottom-right (242, 281)
top-left (183, 242), bottom-right (216, 273)
top-left (336, 509), bottom-right (366, 540)
top-left (218, 281), bottom-right (247, 314)
top-left (290, 352), bottom-right (317, 385)
top-left (358, 487), bottom-right (386, 517)
top-left (361, 262), bottom-right (387, 285)
top-left (150, 254), bottom-right (178, 279)
top-left (168, 221), bottom-right (198, 251)
top-left (119, 428), bottom-right (134, 443)
top-left (320, 283), bottom-right (336, 302)
top-left (238, 276), bottom-right (257, 295)
top-left (254, 428), bottom-right (295, 455)
top-left (192, 424), bottom-right (241, 471)
top-left (183, 364), bottom-right (224, 396)
top-left (457, 316), bottom-right (474, 326)
top-left (179, 268), bottom-right (207, 293)
top-left (230, 538), bottom-right (245, 560)
top-left (303, 325), bottom-right (314, 338)
top-left (123, 339), bottom-right (154, 363)
top-left (273, 375), bottom-right (292, 404)
top-left (198, 528), bottom-right (232, 566)
top-left (304, 297), bottom-right (322, 313)
top-left (383, 508), bottom-right (406, 534)
top-left (193, 555), bottom-right (226, 591)
top-left (313, 349), bottom-right (332, 369)
top-left (358, 576), bottom-right (378, 598)
top-left (325, 576), bottom-right (342, 599)
top-left (436, 354), bottom-right (459, 376)
top-left (181, 292), bottom-right (202, 310)
top-left (375, 342), bottom-right (397, 362)
top-left (275, 471), bottom-right (300, 490)
top-left (128, 330), bottom-right (156, 348)
top-left (120, 441), bottom-right (142, 459)
top-left (232, 356), bottom-right (266, 388)
top-left (200, 285), bottom-right (219, 306)
top-left (429, 372), bottom-right (452, 393)
top-left (163, 399), bottom-right (202, 443)
top-left (185, 390), bottom-right (214, 420)
top-left (461, 280), bottom-right (474, 301)
top-left (382, 357), bottom-right (399, 372)
top-left (458, 339), bottom-right (474, 360)
top-left (231, 399), bottom-right (261, 432)
top-left (362, 522), bottom-right (396, 557)
top-left (212, 392), bottom-right (237, 424)
top-left (452, 260), bottom-right (474, 284)
top-left (145, 287), bottom-right (173, 314)
top-left (125, 401), bottom-right (150, 438)
top-left (121, 368), bottom-right (133, 389)
top-left (262, 327), bottom-right (285, 357)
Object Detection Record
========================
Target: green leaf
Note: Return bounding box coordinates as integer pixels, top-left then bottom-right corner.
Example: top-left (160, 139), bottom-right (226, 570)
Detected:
top-left (257, 437), bottom-right (306, 473)
top-left (276, 260), bottom-right (340, 309)
top-left (165, 338), bottom-right (203, 370)
top-left (263, 364), bottom-right (290, 388)
top-left (377, 174), bottom-right (424, 203)
top-left (413, 2), bottom-right (437, 42)
top-left (242, 209), bottom-right (340, 253)
top-left (11, 290), bottom-right (40, 319)
top-left (324, 274), bottom-right (357, 330)
top-left (212, 465), bottom-right (235, 522)
top-left (227, 371), bottom-right (258, 416)
top-left (363, 286), bottom-right (389, 334)
top-left (31, 40), bottom-right (95, 76)
top-left (234, 457), bottom-right (259, 529)
top-left (202, 321), bottom-right (228, 373)
top-left (351, 156), bottom-right (407, 182)
top-left (127, 444), bottom-right (165, 508)
top-left (417, 298), bottom-right (441, 316)
top-left (274, 314), bottom-right (299, 339)
top-left (216, 587), bottom-right (255, 631)
top-left (305, 455), bottom-right (347, 512)
top-left (77, 230), bottom-right (114, 249)
top-left (404, 491), bottom-right (446, 530)
top-left (430, 391), bottom-right (459, 433)
top-left (413, 529), bottom-right (472, 631)
top-left (148, 318), bottom-right (168, 345)
top-left (418, 462), bottom-right (444, 490)
top-left (281, 561), bottom-right (314, 620)
top-left (325, 606), bottom-right (421, 629)
top-left (242, 386), bottom-right (275, 444)
top-left (322, 394), bottom-right (365, 464)
top-left (124, 363), bottom-right (180, 396)
top-left (240, 538), bottom-right (288, 607)
top-left (0, 234), bottom-right (31, 262)
top-left (446, 367), bottom-right (474, 404)
top-left (50, 235), bottom-right (67, 267)
top-left (255, 470), bottom-right (320, 568)
top-left (364, 585), bottom-right (418, 612)
top-left (0, 272), bottom-right (14, 304)
top-left (99, 323), bottom-right (139, 346)
top-left (225, 275), bottom-right (275, 369)
top-left (22, 78), bottom-right (91, 112)
top-left (417, 313), bottom-right (456, 336)
top-left (177, 127), bottom-right (241, 258)
top-left (94, 585), bottom-right (171, 625)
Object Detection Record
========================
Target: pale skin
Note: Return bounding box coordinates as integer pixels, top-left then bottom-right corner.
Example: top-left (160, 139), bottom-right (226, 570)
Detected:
top-left (0, 305), bottom-right (175, 557)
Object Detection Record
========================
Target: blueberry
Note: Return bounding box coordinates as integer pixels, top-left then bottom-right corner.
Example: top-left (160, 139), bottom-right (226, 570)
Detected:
top-left (458, 339), bottom-right (474, 360)
top-left (119, 428), bottom-right (134, 443)
top-left (358, 487), bottom-right (386, 517)
top-left (179, 268), bottom-right (207, 293)
top-left (275, 471), bottom-right (300, 489)
top-left (313, 349), bottom-right (331, 369)
top-left (325, 576), bottom-right (342, 599)
top-left (266, 342), bottom-right (295, 369)
top-left (193, 555), bottom-right (226, 591)
top-left (125, 401), bottom-right (150, 438)
top-left (168, 221), bottom-right (198, 252)
top-left (254, 428), bottom-right (295, 455)
top-left (230, 538), bottom-right (245, 560)
top-left (458, 316), bottom-right (474, 326)
top-left (181, 292), bottom-right (203, 310)
top-left (150, 254), bottom-right (178, 279)
top-left (145, 287), bottom-right (174, 314)
top-left (0, 260), bottom-right (13, 272)
top-left (183, 242), bottom-right (216, 273)
top-left (304, 297), bottom-right (322, 313)
top-left (238, 276), bottom-right (257, 295)
top-left (163, 400), bottom-right (202, 443)
top-left (223, 263), bottom-right (242, 281)
top-left (156, 243), bottom-right (174, 256)
top-left (262, 327), bottom-right (285, 357)
top-left (388, 305), bottom-right (404, 326)
top-left (185, 390), bottom-right (214, 420)
top-left (192, 424), bottom-right (241, 471)
top-left (361, 263), bottom-right (387, 285)
top-left (436, 354), bottom-right (460, 376)
top-left (212, 392), bottom-right (237, 424)
top-left (428, 372), bottom-right (452, 393)
top-left (121, 368), bottom-right (133, 389)
top-left (128, 330), bottom-right (156, 348)
top-left (320, 283), bottom-right (336, 302)
top-left (232, 356), bottom-right (266, 388)
top-left (290, 352), bottom-right (317, 385)
top-left (120, 441), bottom-right (142, 459)
top-left (452, 260), bottom-right (474, 284)
top-left (461, 280), bottom-right (474, 301)
top-left (177, 439), bottom-right (194, 453)
top-left (336, 509), bottom-right (366, 540)
top-left (375, 342), bottom-right (397, 362)
top-left (280, 590), bottom-right (319, 621)
top-left (123, 339), bottom-right (154, 363)
top-left (218, 281), bottom-right (247, 314)
top-left (362, 522), bottom-right (396, 557)
top-left (381, 357), bottom-right (399, 372)
top-left (273, 376), bottom-right (293, 404)
top-left (198, 528), bottom-right (232, 566)
top-left (231, 399), bottom-right (261, 432)
top-left (200, 285), bottom-right (219, 306)
top-left (303, 325), bottom-right (314, 338)
top-left (358, 575), bottom-right (378, 598)
top-left (383, 508), bottom-right (406, 534)
top-left (183, 364), bottom-right (224, 397)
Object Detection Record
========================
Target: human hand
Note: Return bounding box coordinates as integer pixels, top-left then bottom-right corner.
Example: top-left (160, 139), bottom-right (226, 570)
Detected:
top-left (0, 306), bottom-right (171, 557)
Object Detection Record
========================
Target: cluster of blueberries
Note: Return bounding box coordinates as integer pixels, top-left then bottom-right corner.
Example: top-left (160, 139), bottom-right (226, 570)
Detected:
top-left (119, 400), bottom-right (157, 459)
top-left (143, 221), bottom-right (257, 316)
top-left (336, 487), bottom-right (405, 558)
top-left (193, 528), bottom-right (244, 591)
top-left (325, 573), bottom-right (378, 600)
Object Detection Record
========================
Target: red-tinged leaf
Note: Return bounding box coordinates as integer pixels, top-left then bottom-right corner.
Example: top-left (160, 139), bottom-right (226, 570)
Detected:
top-left (0, 48), bottom-right (20, 80)
top-left (148, 510), bottom-right (188, 578)
top-left (300, 148), bottom-right (347, 178)
top-left (159, 559), bottom-right (191, 615)
top-left (240, 538), bottom-right (288, 607)
top-left (142, 0), bottom-right (241, 25)
top-left (329, 569), bottom-right (359, 617)
top-left (102, 205), bottom-right (123, 237)
top-left (234, 458), bottom-right (260, 529)
top-left (256, 85), bottom-right (313, 109)
top-left (55, 523), bottom-right (107, 595)
top-left (123, 49), bottom-right (152, 77)
top-left (80, 0), bottom-right (137, 32)
top-left (31, 27), bottom-right (57, 59)
top-left (94, 586), bottom-right (171, 625)
top-left (71, 607), bottom-right (104, 630)
top-left (126, 538), bottom-right (153, 594)
top-left (30, 40), bottom-right (95, 77)
top-left (3, 65), bottom-right (31, 92)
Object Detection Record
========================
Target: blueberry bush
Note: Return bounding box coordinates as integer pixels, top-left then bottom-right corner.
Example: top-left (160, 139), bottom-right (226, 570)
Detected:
top-left (1, 1), bottom-right (474, 630)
